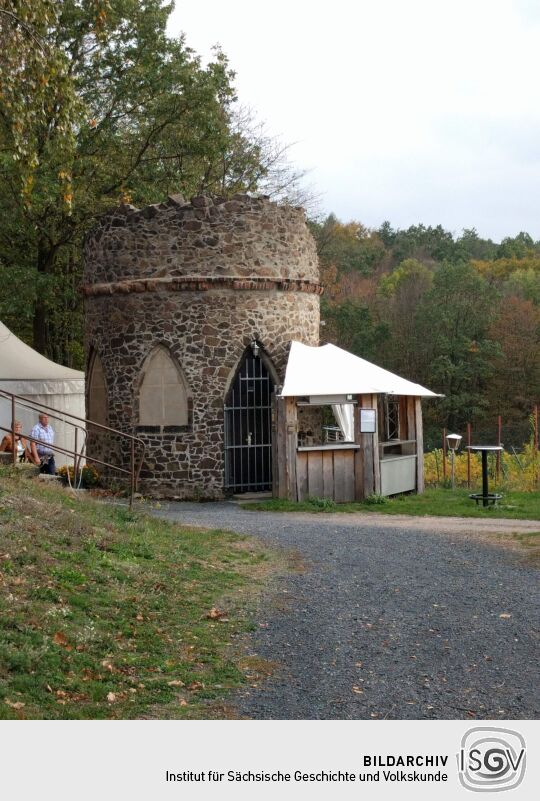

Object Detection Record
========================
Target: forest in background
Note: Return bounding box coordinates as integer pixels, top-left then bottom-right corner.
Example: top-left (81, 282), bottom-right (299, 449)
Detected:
top-left (1, 1), bottom-right (538, 447)
top-left (312, 218), bottom-right (540, 446)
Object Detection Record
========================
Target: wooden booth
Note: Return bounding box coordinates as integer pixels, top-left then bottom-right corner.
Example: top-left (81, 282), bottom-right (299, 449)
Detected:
top-left (274, 342), bottom-right (439, 503)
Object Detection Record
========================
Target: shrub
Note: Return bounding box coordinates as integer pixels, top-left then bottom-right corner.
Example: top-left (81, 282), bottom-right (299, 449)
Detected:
top-left (307, 496), bottom-right (337, 511)
top-left (364, 493), bottom-right (388, 505)
top-left (57, 464), bottom-right (100, 488)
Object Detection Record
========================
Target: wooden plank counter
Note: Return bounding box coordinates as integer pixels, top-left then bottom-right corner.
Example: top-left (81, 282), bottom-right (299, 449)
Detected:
top-left (296, 444), bottom-right (359, 502)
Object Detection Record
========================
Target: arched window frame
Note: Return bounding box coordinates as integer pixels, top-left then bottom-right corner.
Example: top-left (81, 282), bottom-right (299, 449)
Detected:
top-left (86, 349), bottom-right (109, 426)
top-left (136, 344), bottom-right (192, 433)
top-left (224, 340), bottom-right (280, 404)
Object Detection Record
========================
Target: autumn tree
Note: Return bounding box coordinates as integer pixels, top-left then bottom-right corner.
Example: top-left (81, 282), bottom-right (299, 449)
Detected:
top-left (415, 261), bottom-right (500, 431)
top-left (376, 259), bottom-right (433, 378)
top-left (487, 296), bottom-right (540, 423)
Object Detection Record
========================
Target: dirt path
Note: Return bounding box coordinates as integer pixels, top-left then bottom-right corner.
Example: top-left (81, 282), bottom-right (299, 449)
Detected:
top-left (151, 502), bottom-right (540, 720)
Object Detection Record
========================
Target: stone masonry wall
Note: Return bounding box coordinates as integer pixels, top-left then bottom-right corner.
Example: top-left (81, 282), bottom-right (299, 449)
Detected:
top-left (83, 194), bottom-right (321, 498)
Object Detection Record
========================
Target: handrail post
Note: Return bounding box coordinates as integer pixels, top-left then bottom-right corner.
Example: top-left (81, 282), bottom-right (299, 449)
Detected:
top-left (74, 428), bottom-right (79, 485)
top-left (130, 438), bottom-right (135, 508)
top-left (1, 388), bottom-right (145, 497)
top-left (11, 395), bottom-right (16, 467)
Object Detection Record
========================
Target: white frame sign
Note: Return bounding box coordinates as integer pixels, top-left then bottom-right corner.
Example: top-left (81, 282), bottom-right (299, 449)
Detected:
top-left (360, 408), bottom-right (377, 433)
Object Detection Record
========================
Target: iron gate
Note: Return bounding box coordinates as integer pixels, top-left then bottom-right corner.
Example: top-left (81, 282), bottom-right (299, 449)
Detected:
top-left (224, 349), bottom-right (274, 493)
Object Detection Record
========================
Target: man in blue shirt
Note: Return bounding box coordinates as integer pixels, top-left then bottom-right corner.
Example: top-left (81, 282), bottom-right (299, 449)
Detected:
top-left (30, 413), bottom-right (56, 475)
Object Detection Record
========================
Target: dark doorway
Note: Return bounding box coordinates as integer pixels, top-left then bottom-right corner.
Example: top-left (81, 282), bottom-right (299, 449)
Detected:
top-left (224, 346), bottom-right (275, 493)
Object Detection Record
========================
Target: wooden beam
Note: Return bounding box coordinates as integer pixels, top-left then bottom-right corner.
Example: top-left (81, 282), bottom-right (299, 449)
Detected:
top-left (372, 393), bottom-right (381, 495)
top-left (296, 451), bottom-right (308, 501)
top-left (271, 395), bottom-right (278, 497)
top-left (322, 450), bottom-right (334, 499)
top-left (354, 400), bottom-right (364, 500)
top-left (275, 396), bottom-right (288, 499)
top-left (415, 397), bottom-right (425, 493)
top-left (333, 450), bottom-right (347, 502)
top-left (407, 396), bottom-right (416, 441)
top-left (307, 450), bottom-right (323, 498)
top-left (360, 394), bottom-right (375, 497)
top-left (285, 397), bottom-right (298, 500)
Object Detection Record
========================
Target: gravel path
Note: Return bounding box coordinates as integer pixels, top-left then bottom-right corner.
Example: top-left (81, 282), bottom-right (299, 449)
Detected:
top-left (152, 502), bottom-right (540, 720)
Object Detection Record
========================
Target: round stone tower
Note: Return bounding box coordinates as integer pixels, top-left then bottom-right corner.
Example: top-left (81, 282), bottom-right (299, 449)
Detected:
top-left (83, 193), bottom-right (321, 498)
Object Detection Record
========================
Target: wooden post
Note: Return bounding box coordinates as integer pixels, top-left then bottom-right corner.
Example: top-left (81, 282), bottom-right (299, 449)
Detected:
top-left (285, 397), bottom-right (298, 501)
top-left (271, 395), bottom-right (277, 497)
top-left (467, 423), bottom-right (472, 488)
top-left (406, 397), bottom-right (416, 442)
top-left (415, 398), bottom-right (425, 493)
top-left (359, 394), bottom-right (375, 497)
top-left (372, 394), bottom-right (381, 495)
top-left (496, 415), bottom-right (502, 483)
top-left (353, 400), bottom-right (364, 501)
top-left (275, 396), bottom-right (288, 499)
top-left (442, 427), bottom-right (447, 482)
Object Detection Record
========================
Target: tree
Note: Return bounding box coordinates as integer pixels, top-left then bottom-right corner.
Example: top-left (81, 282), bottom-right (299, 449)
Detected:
top-left (487, 297), bottom-right (540, 422)
top-left (376, 259), bottom-right (433, 378)
top-left (415, 261), bottom-right (500, 430)
top-left (310, 214), bottom-right (386, 275)
top-left (0, 1), bottom-right (308, 363)
top-left (321, 299), bottom-right (388, 362)
top-left (496, 232), bottom-right (538, 259)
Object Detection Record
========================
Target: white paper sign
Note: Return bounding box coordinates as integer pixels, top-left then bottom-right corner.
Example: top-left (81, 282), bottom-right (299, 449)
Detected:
top-left (360, 409), bottom-right (376, 433)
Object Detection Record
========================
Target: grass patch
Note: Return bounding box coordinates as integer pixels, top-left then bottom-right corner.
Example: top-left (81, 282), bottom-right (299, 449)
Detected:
top-left (242, 488), bottom-right (540, 520)
top-left (512, 531), bottom-right (540, 566)
top-left (0, 467), bottom-right (282, 719)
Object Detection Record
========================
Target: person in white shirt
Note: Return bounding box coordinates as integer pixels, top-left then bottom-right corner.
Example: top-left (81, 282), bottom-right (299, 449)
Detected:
top-left (0, 420), bottom-right (29, 462)
top-left (30, 413), bottom-right (56, 475)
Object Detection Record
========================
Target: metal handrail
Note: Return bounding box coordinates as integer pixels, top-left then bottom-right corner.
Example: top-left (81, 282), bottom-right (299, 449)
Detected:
top-left (0, 388), bottom-right (145, 507)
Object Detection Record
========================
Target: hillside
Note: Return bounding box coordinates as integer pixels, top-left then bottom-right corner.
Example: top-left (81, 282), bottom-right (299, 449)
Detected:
top-left (0, 468), bottom-right (281, 719)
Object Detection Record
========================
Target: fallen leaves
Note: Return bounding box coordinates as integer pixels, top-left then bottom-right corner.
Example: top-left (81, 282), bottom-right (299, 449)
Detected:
top-left (205, 607), bottom-right (228, 621)
top-left (52, 631), bottom-right (72, 650)
top-left (499, 613), bottom-right (512, 619)
top-left (4, 698), bottom-right (25, 710)
top-left (352, 686), bottom-right (364, 695)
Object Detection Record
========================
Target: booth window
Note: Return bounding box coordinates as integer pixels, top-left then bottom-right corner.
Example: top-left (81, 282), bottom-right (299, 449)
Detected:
top-left (87, 351), bottom-right (108, 425)
top-left (380, 395), bottom-right (400, 441)
top-left (297, 402), bottom-right (355, 447)
top-left (139, 346), bottom-right (190, 428)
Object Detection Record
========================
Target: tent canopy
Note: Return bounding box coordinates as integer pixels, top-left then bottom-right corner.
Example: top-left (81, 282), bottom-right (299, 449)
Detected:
top-left (0, 322), bottom-right (85, 467)
top-left (280, 341), bottom-right (440, 398)
top-left (0, 322), bottom-right (83, 382)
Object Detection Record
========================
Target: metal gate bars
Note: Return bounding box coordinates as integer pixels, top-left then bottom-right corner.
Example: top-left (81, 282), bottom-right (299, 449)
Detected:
top-left (224, 349), bottom-right (273, 493)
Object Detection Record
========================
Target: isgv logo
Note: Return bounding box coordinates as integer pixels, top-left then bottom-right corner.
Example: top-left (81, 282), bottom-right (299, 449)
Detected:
top-left (457, 727), bottom-right (526, 793)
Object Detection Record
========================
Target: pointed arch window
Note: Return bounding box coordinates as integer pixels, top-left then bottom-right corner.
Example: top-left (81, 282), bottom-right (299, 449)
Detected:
top-left (87, 351), bottom-right (108, 426)
top-left (139, 346), bottom-right (190, 428)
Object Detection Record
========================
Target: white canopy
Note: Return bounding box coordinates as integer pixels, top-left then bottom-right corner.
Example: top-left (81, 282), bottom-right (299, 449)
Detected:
top-left (280, 341), bottom-right (439, 398)
top-left (0, 321), bottom-right (85, 466)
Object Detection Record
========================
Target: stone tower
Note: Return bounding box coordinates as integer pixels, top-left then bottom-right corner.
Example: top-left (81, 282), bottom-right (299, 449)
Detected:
top-left (83, 193), bottom-right (321, 497)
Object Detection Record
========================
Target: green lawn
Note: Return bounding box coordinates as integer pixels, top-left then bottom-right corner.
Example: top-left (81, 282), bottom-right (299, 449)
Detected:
top-left (242, 488), bottom-right (540, 520)
top-left (0, 467), bottom-right (281, 719)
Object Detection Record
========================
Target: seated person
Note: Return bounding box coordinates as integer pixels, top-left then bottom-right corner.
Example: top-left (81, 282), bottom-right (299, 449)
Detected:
top-left (29, 413), bottom-right (56, 474)
top-left (0, 420), bottom-right (30, 462)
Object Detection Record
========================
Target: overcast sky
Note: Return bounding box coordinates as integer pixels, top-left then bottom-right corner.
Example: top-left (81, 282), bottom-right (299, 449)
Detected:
top-left (169, 0), bottom-right (540, 241)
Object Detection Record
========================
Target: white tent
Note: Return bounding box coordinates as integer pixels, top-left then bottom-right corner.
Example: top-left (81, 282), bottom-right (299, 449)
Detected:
top-left (0, 322), bottom-right (85, 467)
top-left (281, 341), bottom-right (440, 398)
